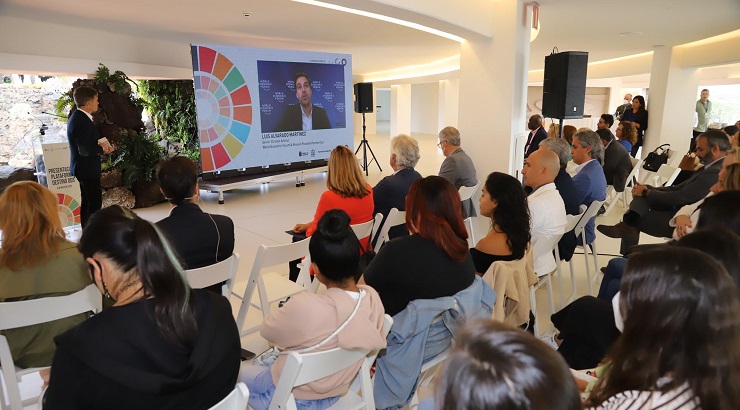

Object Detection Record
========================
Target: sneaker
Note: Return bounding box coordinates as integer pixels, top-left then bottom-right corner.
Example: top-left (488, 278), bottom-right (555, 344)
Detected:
top-left (597, 222), bottom-right (639, 239)
top-left (539, 333), bottom-right (559, 350)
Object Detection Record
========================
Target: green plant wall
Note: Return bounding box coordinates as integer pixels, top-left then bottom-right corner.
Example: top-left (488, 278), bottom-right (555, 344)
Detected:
top-left (139, 80), bottom-right (199, 161)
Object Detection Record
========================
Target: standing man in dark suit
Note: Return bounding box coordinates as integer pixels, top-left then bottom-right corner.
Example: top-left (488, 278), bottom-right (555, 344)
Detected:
top-left (598, 130), bottom-right (728, 253)
top-left (67, 86), bottom-right (113, 227)
top-left (156, 156), bottom-right (235, 278)
top-left (596, 128), bottom-right (632, 192)
top-left (524, 115), bottom-right (547, 158)
top-left (373, 135), bottom-right (422, 242)
top-left (275, 72), bottom-right (331, 132)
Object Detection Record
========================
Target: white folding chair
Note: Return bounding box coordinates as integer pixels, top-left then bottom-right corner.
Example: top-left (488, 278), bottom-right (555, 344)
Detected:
top-left (603, 158), bottom-right (643, 216)
top-left (572, 200), bottom-right (605, 295)
top-left (463, 217), bottom-right (476, 248)
top-left (554, 205), bottom-right (587, 307)
top-left (185, 252), bottom-right (239, 298)
top-left (0, 284), bottom-right (102, 410)
top-left (408, 314), bottom-right (451, 409)
top-left (648, 163), bottom-right (681, 187)
top-left (374, 208), bottom-right (407, 253)
top-left (530, 233), bottom-right (563, 336)
top-left (236, 239), bottom-right (311, 337)
top-left (268, 315), bottom-right (393, 410)
top-left (457, 181), bottom-right (480, 204)
top-left (209, 382), bottom-right (248, 410)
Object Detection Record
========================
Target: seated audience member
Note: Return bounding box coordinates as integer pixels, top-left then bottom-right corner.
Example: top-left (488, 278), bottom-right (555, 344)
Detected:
top-left (0, 182), bottom-right (91, 386)
top-left (724, 125), bottom-right (739, 147)
top-left (598, 129), bottom-right (728, 253)
top-left (549, 201), bottom-right (740, 371)
top-left (597, 114), bottom-right (614, 130)
top-left (547, 123), bottom-right (560, 139)
top-left (562, 125), bottom-right (577, 146)
top-left (615, 120), bottom-right (638, 154)
top-left (421, 320), bottom-right (581, 410)
top-left (240, 210), bottom-right (386, 409)
top-left (471, 172), bottom-right (530, 274)
top-left (360, 176), bottom-right (476, 317)
top-left (524, 115), bottom-right (547, 158)
top-left (156, 157), bottom-right (235, 286)
top-left (583, 248), bottom-right (740, 410)
top-left (372, 134), bottom-right (421, 242)
top-left (437, 126), bottom-right (477, 217)
top-left (597, 128), bottom-right (632, 193)
top-left (44, 206), bottom-right (240, 409)
top-left (538, 138), bottom-right (580, 263)
top-left (291, 145), bottom-right (374, 281)
top-left (522, 150), bottom-right (567, 277)
top-left (670, 147), bottom-right (738, 240)
top-left (571, 130), bottom-right (607, 245)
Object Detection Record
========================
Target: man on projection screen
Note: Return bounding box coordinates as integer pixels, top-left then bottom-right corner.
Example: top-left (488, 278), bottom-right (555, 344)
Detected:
top-left (275, 72), bottom-right (332, 132)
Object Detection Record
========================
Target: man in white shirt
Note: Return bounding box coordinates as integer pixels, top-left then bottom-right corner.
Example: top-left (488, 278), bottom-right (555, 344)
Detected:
top-left (522, 150), bottom-right (567, 276)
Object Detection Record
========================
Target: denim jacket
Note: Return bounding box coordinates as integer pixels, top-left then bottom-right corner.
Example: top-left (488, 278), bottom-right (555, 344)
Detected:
top-left (373, 276), bottom-right (495, 410)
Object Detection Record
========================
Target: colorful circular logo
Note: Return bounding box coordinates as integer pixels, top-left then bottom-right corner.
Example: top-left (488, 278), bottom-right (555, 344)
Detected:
top-left (57, 193), bottom-right (81, 226)
top-left (192, 46), bottom-right (253, 172)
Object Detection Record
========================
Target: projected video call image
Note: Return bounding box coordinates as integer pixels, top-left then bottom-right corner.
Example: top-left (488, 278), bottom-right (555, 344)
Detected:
top-left (257, 61), bottom-right (347, 133)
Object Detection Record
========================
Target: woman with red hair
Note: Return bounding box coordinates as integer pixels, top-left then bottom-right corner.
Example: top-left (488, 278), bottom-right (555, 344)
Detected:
top-left (359, 176), bottom-right (475, 316)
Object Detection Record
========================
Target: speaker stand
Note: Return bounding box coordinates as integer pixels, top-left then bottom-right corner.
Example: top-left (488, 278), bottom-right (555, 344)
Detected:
top-left (558, 118), bottom-right (564, 140)
top-left (355, 113), bottom-right (381, 176)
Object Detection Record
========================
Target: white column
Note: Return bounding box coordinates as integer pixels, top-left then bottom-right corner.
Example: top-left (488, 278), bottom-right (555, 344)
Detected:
top-left (645, 45), bottom-right (700, 156)
top-left (438, 78), bottom-right (460, 130)
top-left (458, 0), bottom-right (531, 177)
top-left (390, 84), bottom-right (412, 136)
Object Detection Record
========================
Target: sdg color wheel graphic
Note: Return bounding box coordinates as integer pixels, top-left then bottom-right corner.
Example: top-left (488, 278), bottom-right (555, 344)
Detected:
top-left (57, 193), bottom-right (81, 226)
top-left (192, 46), bottom-right (253, 172)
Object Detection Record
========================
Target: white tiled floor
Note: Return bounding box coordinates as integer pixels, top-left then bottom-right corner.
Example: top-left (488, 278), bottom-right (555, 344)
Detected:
top-left (15, 126), bottom-right (668, 408)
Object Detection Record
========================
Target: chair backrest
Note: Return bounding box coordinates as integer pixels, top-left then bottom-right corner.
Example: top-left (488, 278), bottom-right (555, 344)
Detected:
top-left (0, 284), bottom-right (102, 410)
top-left (270, 314), bottom-right (393, 410)
top-left (652, 163), bottom-right (681, 187)
top-left (208, 383), bottom-right (249, 410)
top-left (185, 252), bottom-right (239, 298)
top-left (625, 158), bottom-right (643, 189)
top-left (565, 205), bottom-right (587, 232)
top-left (351, 217), bottom-right (378, 245)
top-left (574, 200), bottom-right (604, 244)
top-left (463, 217), bottom-right (476, 248)
top-left (458, 181), bottom-right (481, 202)
top-left (236, 239), bottom-right (311, 329)
top-left (374, 208), bottom-right (407, 253)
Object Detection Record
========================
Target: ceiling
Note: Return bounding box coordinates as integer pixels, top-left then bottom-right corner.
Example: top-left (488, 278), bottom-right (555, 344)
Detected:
top-left (1, 0), bottom-right (739, 76)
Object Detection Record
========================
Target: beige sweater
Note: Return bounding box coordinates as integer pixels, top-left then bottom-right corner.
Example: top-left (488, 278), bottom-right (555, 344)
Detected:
top-left (260, 285), bottom-right (386, 400)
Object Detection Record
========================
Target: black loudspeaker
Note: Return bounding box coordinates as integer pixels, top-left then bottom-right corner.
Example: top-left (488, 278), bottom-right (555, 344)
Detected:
top-left (354, 83), bottom-right (373, 113)
top-left (542, 51), bottom-right (588, 119)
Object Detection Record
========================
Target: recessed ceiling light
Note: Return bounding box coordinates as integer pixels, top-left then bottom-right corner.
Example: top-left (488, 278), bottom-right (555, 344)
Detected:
top-left (619, 32), bottom-right (643, 36)
top-left (242, 12), bottom-right (251, 17)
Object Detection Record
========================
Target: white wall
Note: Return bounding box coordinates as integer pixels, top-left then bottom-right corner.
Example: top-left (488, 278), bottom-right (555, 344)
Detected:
top-left (376, 89), bottom-right (391, 121)
top-left (410, 83), bottom-right (439, 134)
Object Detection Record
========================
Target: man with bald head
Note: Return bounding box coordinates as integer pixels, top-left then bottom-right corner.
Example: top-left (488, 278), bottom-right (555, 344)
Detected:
top-left (615, 93), bottom-right (632, 121)
top-left (524, 114), bottom-right (547, 158)
top-left (522, 149), bottom-right (567, 277)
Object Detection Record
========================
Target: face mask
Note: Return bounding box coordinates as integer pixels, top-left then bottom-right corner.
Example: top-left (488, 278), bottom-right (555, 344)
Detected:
top-left (612, 291), bottom-right (624, 332)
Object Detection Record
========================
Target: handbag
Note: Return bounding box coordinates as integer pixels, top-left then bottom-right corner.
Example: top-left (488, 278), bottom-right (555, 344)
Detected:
top-left (678, 149), bottom-right (698, 171)
top-left (642, 144), bottom-right (671, 172)
top-left (355, 241), bottom-right (376, 282)
top-left (253, 290), bottom-right (367, 366)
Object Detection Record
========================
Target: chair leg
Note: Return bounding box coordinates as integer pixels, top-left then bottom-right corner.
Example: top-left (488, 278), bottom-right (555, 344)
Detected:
top-left (546, 276), bottom-right (555, 317)
top-left (583, 244), bottom-right (593, 295)
top-left (555, 249), bottom-right (565, 309)
top-left (591, 242), bottom-right (599, 290)
top-left (530, 285), bottom-right (539, 336)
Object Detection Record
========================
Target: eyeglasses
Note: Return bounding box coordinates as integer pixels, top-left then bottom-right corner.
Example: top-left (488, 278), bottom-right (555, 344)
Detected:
top-left (437, 140), bottom-right (446, 149)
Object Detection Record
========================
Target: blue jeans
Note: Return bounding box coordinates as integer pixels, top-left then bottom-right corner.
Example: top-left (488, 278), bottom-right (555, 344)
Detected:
top-left (239, 364), bottom-right (340, 410)
top-left (597, 258), bottom-right (626, 302)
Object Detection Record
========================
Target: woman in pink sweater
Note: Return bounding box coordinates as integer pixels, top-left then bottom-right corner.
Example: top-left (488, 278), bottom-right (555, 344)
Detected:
top-left (242, 210), bottom-right (386, 409)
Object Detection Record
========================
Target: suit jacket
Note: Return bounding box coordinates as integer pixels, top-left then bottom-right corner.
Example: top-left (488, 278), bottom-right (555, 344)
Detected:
top-left (603, 141), bottom-right (632, 191)
top-left (524, 127), bottom-right (547, 158)
top-left (372, 167), bottom-right (421, 241)
top-left (67, 109), bottom-right (103, 178)
top-left (572, 160), bottom-right (607, 245)
top-left (156, 203), bottom-right (235, 270)
top-left (275, 104), bottom-right (331, 132)
top-left (645, 157), bottom-right (723, 208)
top-left (439, 148), bottom-right (478, 217)
top-left (554, 168), bottom-right (580, 262)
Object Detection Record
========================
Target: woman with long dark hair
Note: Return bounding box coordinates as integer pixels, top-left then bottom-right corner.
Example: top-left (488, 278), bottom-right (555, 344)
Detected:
top-left (0, 182), bottom-right (91, 386)
top-left (585, 248), bottom-right (740, 409)
top-left (621, 95), bottom-right (648, 157)
top-left (471, 172), bottom-right (531, 274)
top-left (43, 206), bottom-right (241, 409)
top-left (360, 176), bottom-right (475, 317)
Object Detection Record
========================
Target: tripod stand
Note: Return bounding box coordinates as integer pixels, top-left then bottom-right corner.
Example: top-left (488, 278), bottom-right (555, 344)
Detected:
top-left (355, 112), bottom-right (381, 176)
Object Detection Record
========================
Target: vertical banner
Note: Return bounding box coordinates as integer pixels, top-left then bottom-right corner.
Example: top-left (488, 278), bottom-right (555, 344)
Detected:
top-left (42, 143), bottom-right (82, 227)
